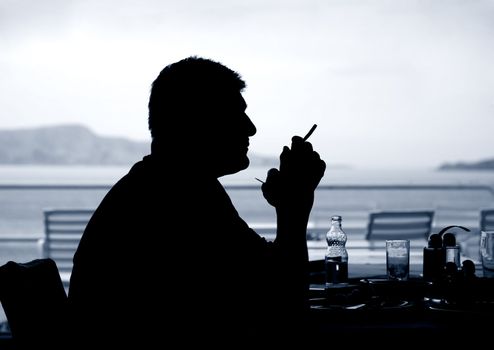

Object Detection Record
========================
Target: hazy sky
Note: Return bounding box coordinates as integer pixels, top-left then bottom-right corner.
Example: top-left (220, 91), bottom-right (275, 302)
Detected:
top-left (1, 0), bottom-right (493, 169)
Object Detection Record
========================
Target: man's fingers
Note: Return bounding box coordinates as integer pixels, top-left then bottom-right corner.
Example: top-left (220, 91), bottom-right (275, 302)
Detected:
top-left (291, 136), bottom-right (314, 156)
top-left (266, 167), bottom-right (280, 179)
top-left (263, 168), bottom-right (280, 189)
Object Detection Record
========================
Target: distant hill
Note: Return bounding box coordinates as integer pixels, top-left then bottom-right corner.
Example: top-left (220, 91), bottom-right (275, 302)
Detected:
top-left (438, 158), bottom-right (494, 171)
top-left (0, 124), bottom-right (278, 166)
top-left (0, 124), bottom-right (150, 165)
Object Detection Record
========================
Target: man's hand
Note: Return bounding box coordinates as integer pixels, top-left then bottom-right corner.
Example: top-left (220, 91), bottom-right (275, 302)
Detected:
top-left (261, 136), bottom-right (326, 212)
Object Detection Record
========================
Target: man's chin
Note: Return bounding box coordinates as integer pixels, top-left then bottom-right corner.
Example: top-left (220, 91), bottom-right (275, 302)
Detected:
top-left (218, 157), bottom-right (250, 177)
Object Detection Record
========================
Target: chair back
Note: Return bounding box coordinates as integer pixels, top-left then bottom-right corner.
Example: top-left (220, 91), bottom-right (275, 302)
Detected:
top-left (0, 259), bottom-right (68, 349)
top-left (43, 209), bottom-right (94, 287)
top-left (365, 210), bottom-right (434, 240)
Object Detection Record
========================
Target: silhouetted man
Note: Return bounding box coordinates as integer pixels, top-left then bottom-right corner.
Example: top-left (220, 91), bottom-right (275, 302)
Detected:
top-left (68, 56), bottom-right (325, 346)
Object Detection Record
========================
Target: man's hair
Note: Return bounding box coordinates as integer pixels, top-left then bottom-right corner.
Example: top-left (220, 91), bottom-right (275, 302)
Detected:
top-left (148, 56), bottom-right (246, 139)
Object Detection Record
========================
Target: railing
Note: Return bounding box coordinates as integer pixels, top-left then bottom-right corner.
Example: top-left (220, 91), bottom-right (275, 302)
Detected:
top-left (226, 183), bottom-right (494, 236)
top-left (0, 182), bottom-right (491, 242)
top-left (0, 182), bottom-right (491, 260)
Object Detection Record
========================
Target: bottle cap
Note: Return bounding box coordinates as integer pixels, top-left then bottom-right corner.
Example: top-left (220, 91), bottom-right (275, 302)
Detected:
top-left (462, 260), bottom-right (476, 276)
top-left (428, 233), bottom-right (442, 248)
top-left (443, 232), bottom-right (456, 247)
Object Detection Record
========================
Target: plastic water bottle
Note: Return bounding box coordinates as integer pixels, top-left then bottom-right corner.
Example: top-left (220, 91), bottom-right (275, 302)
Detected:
top-left (325, 215), bottom-right (348, 288)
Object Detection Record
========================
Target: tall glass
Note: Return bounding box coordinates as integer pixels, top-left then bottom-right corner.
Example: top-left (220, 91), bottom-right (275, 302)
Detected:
top-left (386, 240), bottom-right (410, 281)
top-left (480, 231), bottom-right (494, 278)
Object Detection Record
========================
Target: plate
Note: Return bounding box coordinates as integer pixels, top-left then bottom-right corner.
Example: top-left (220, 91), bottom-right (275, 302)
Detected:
top-left (378, 300), bottom-right (413, 309)
top-left (309, 298), bottom-right (367, 311)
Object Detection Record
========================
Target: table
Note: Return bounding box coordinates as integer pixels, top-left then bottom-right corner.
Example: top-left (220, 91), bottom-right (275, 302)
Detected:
top-left (306, 243), bottom-right (493, 345)
top-left (306, 274), bottom-right (494, 343)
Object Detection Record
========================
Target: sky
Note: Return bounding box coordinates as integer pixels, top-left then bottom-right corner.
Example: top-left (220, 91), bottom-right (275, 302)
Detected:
top-left (1, 0), bottom-right (494, 169)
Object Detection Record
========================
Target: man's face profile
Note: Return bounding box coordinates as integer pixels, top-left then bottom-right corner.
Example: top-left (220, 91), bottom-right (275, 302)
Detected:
top-left (204, 91), bottom-right (256, 177)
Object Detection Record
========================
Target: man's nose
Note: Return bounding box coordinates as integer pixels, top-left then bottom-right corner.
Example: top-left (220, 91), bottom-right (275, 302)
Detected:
top-left (245, 115), bottom-right (256, 137)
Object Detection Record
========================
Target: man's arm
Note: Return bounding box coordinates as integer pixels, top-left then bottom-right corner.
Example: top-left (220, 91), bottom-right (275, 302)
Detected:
top-left (261, 136), bottom-right (326, 311)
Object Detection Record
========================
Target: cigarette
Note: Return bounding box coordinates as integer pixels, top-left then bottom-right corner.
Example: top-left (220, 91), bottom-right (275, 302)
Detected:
top-left (254, 124), bottom-right (317, 185)
top-left (303, 124), bottom-right (317, 141)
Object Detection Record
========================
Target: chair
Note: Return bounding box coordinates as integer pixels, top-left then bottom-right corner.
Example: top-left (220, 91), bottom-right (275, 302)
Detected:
top-left (480, 209), bottom-right (494, 232)
top-left (365, 210), bottom-right (434, 240)
top-left (43, 209), bottom-right (94, 287)
top-left (0, 259), bottom-right (68, 349)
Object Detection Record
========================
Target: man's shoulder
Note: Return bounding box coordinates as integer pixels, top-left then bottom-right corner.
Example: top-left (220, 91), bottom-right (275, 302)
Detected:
top-left (112, 156), bottom-right (158, 188)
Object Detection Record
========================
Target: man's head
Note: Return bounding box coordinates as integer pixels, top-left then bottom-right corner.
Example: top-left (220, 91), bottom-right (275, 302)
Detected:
top-left (148, 56), bottom-right (256, 177)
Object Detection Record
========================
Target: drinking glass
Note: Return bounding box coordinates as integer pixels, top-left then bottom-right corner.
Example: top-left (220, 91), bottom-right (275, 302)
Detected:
top-left (480, 231), bottom-right (494, 278)
top-left (386, 240), bottom-right (410, 281)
